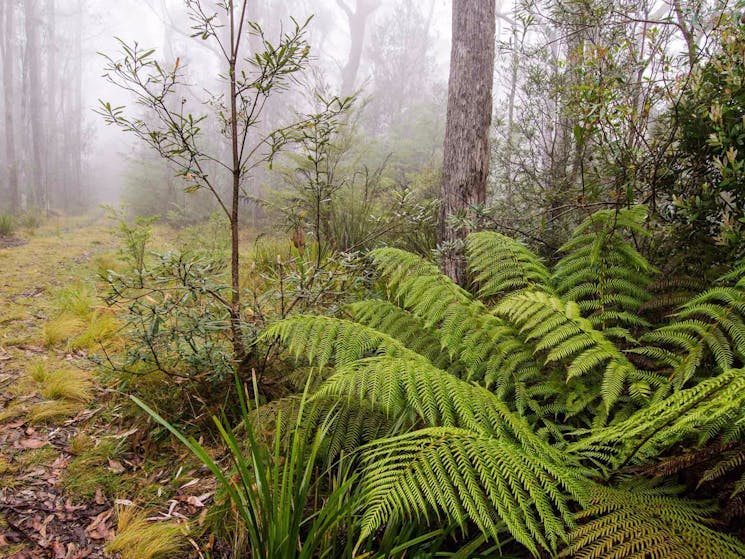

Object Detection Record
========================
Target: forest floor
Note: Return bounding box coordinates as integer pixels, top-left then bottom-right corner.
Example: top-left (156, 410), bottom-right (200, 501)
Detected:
top-left (0, 218), bottom-right (210, 559)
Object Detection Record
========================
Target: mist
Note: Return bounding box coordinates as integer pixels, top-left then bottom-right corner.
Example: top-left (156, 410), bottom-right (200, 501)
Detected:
top-left (1, 0), bottom-right (456, 215)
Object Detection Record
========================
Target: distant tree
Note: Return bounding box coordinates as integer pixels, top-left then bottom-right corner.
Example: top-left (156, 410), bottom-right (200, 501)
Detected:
top-left (24, 0), bottom-right (45, 209)
top-left (439, 0), bottom-right (496, 284)
top-left (336, 0), bottom-right (378, 96)
top-left (1, 0), bottom-right (19, 213)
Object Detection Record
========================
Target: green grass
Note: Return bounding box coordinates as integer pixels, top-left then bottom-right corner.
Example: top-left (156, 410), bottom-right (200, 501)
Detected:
top-left (0, 214), bottom-right (15, 236)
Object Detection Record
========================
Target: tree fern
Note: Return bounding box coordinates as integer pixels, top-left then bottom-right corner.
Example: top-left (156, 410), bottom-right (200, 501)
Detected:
top-left (495, 290), bottom-right (653, 409)
top-left (640, 271), bottom-right (745, 387)
top-left (358, 427), bottom-right (588, 557)
top-left (561, 484), bottom-right (745, 559)
top-left (345, 300), bottom-right (454, 370)
top-left (264, 207), bottom-right (745, 556)
top-left (572, 367), bottom-right (745, 469)
top-left (552, 206), bottom-right (656, 335)
top-left (466, 231), bottom-right (552, 299)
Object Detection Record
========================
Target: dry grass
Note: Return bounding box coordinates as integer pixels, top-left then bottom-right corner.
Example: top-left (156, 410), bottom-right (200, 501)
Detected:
top-left (106, 508), bottom-right (188, 559)
top-left (39, 368), bottom-right (93, 402)
top-left (28, 399), bottom-right (85, 423)
top-left (44, 313), bottom-right (87, 347)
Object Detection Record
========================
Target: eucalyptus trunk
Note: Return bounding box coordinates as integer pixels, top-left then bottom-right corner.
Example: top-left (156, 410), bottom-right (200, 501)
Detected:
top-left (439, 0), bottom-right (496, 285)
top-left (2, 1), bottom-right (19, 213)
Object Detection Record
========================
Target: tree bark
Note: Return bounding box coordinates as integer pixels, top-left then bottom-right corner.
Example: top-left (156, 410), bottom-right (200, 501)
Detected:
top-left (45, 0), bottom-right (57, 209)
top-left (69, 0), bottom-right (83, 210)
top-left (24, 0), bottom-right (46, 210)
top-left (2, 1), bottom-right (20, 213)
top-left (439, 0), bottom-right (496, 285)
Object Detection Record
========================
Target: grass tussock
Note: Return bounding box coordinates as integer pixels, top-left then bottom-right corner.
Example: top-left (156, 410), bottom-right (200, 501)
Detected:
top-left (37, 367), bottom-right (93, 402)
top-left (28, 399), bottom-right (85, 423)
top-left (71, 311), bottom-right (120, 351)
top-left (107, 508), bottom-right (188, 559)
top-left (44, 313), bottom-right (86, 347)
top-left (52, 281), bottom-right (96, 318)
top-left (0, 214), bottom-right (15, 236)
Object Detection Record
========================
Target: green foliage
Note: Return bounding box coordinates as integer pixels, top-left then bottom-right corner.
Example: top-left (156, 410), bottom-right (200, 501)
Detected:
top-left (0, 214), bottom-right (15, 236)
top-left (552, 206), bottom-right (656, 334)
top-left (132, 376), bottom-right (358, 559)
top-left (640, 268), bottom-right (745, 388)
top-left (562, 484), bottom-right (745, 559)
top-left (667, 19), bottom-right (745, 261)
top-left (467, 231), bottom-right (552, 299)
top-left (267, 206), bottom-right (745, 557)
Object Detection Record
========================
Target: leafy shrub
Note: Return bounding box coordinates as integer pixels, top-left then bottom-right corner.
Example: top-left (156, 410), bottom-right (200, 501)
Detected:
top-left (267, 205), bottom-right (745, 557)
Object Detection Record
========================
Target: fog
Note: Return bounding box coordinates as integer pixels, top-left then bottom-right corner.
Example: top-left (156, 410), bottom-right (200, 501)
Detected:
top-left (1, 0), bottom-right (460, 214)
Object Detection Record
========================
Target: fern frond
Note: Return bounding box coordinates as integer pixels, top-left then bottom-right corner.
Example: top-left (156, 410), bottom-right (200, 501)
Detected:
top-left (346, 300), bottom-right (453, 369)
top-left (358, 427), bottom-right (588, 557)
top-left (552, 206), bottom-right (656, 333)
top-left (496, 290), bottom-right (644, 409)
top-left (465, 231), bottom-right (552, 299)
top-left (641, 281), bottom-right (745, 387)
top-left (317, 355), bottom-right (555, 454)
top-left (263, 315), bottom-right (405, 369)
top-left (562, 484), bottom-right (745, 559)
top-left (572, 368), bottom-right (745, 468)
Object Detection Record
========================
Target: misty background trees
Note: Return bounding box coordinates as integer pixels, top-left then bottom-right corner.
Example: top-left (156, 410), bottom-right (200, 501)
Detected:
top-left (1, 0), bottom-right (743, 269)
top-left (1, 0), bottom-right (85, 214)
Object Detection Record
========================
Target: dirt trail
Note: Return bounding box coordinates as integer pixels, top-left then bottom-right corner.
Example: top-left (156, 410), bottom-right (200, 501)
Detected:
top-left (0, 222), bottom-right (118, 559)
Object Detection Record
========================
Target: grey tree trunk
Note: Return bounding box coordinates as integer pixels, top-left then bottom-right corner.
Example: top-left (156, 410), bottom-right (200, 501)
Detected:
top-left (69, 0), bottom-right (83, 209)
top-left (2, 1), bottom-right (19, 213)
top-left (45, 0), bottom-right (57, 208)
top-left (24, 0), bottom-right (46, 210)
top-left (439, 0), bottom-right (496, 285)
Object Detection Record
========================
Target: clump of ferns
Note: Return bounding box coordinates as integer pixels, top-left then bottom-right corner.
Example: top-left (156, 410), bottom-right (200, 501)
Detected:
top-left (264, 206), bottom-right (745, 557)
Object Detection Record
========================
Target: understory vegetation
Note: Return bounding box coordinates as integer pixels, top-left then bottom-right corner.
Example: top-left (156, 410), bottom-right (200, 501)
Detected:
top-left (3, 1), bottom-right (745, 558)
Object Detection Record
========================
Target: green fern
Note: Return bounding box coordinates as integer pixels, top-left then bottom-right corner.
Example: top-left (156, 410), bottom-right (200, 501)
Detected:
top-left (264, 206), bottom-right (745, 557)
top-left (358, 427), bottom-right (588, 557)
top-left (640, 272), bottom-right (745, 387)
top-left (496, 290), bottom-right (653, 409)
top-left (562, 484), bottom-right (745, 559)
top-left (466, 231), bottom-right (552, 299)
top-left (552, 206), bottom-right (656, 334)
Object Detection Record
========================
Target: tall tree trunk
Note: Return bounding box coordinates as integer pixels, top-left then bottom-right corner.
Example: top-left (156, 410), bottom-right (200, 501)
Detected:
top-left (69, 0), bottom-right (83, 210)
top-left (337, 0), bottom-right (377, 96)
top-left (45, 0), bottom-right (57, 209)
top-left (2, 1), bottom-right (20, 213)
top-left (24, 0), bottom-right (46, 210)
top-left (439, 0), bottom-right (496, 285)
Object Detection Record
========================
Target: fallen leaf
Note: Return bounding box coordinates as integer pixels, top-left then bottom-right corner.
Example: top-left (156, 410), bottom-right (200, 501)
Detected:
top-left (94, 488), bottom-right (105, 505)
top-left (18, 437), bottom-right (47, 449)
